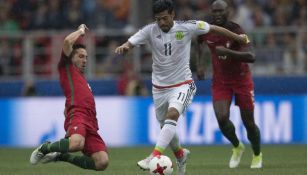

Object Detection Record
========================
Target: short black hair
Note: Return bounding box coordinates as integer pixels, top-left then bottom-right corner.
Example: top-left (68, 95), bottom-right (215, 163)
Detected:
top-left (72, 43), bottom-right (86, 50)
top-left (153, 0), bottom-right (174, 15)
top-left (70, 44), bottom-right (86, 58)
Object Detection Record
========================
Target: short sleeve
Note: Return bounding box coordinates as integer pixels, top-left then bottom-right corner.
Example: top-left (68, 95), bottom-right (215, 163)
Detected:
top-left (128, 24), bottom-right (152, 46)
top-left (58, 50), bottom-right (71, 67)
top-left (190, 20), bottom-right (210, 36)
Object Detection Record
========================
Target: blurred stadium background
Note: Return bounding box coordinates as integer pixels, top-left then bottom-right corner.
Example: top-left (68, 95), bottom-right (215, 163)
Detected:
top-left (0, 0), bottom-right (307, 174)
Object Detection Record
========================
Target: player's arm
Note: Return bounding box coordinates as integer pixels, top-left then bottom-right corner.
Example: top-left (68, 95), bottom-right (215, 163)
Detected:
top-left (62, 24), bottom-right (88, 57)
top-left (115, 24), bottom-right (151, 55)
top-left (195, 39), bottom-right (206, 80)
top-left (209, 25), bottom-right (248, 44)
top-left (114, 41), bottom-right (134, 54)
top-left (215, 45), bottom-right (255, 63)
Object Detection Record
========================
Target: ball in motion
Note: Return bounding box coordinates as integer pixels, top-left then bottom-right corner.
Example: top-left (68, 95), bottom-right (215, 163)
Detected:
top-left (149, 155), bottom-right (173, 175)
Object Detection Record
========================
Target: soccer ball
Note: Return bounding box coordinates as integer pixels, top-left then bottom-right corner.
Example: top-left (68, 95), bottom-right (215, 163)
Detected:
top-left (149, 155), bottom-right (173, 175)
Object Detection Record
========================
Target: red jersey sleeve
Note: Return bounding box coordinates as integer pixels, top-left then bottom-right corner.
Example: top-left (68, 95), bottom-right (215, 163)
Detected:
top-left (58, 51), bottom-right (72, 68)
top-left (229, 23), bottom-right (252, 51)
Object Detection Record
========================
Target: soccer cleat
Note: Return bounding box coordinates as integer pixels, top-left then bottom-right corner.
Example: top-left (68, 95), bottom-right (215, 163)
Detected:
top-left (229, 142), bottom-right (245, 168)
top-left (29, 141), bottom-right (50, 165)
top-left (176, 148), bottom-right (190, 175)
top-left (250, 152), bottom-right (263, 169)
top-left (41, 152), bottom-right (61, 164)
top-left (137, 155), bottom-right (153, 170)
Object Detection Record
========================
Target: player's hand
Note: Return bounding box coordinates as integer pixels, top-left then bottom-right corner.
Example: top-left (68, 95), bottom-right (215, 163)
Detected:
top-left (115, 43), bottom-right (130, 54)
top-left (78, 24), bottom-right (89, 35)
top-left (238, 34), bottom-right (250, 44)
top-left (196, 67), bottom-right (205, 80)
top-left (215, 46), bottom-right (228, 60)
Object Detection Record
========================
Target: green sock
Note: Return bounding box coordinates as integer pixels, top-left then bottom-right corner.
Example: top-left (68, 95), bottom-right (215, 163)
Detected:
top-left (219, 121), bottom-right (240, 147)
top-left (59, 153), bottom-right (96, 170)
top-left (247, 125), bottom-right (261, 155)
top-left (40, 138), bottom-right (69, 154)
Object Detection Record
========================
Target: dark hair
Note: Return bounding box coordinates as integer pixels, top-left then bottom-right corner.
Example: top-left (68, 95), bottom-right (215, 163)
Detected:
top-left (70, 44), bottom-right (86, 57)
top-left (72, 43), bottom-right (86, 50)
top-left (153, 0), bottom-right (174, 15)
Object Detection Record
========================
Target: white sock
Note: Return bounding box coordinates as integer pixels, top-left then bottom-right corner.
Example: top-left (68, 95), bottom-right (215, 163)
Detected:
top-left (169, 133), bottom-right (181, 152)
top-left (155, 119), bottom-right (177, 152)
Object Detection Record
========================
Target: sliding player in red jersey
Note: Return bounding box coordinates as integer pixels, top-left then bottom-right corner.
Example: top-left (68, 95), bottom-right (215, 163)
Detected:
top-left (30, 24), bottom-right (109, 171)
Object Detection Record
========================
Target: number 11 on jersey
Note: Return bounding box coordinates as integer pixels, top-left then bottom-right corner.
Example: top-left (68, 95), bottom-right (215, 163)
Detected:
top-left (164, 43), bottom-right (172, 56)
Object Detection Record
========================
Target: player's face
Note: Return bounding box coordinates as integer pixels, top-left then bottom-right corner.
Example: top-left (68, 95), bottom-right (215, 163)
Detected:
top-left (72, 48), bottom-right (88, 73)
top-left (154, 10), bottom-right (175, 33)
top-left (211, 3), bottom-right (228, 26)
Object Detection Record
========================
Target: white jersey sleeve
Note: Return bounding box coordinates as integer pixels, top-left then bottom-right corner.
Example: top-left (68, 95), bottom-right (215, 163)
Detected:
top-left (185, 20), bottom-right (210, 36)
top-left (128, 24), bottom-right (153, 46)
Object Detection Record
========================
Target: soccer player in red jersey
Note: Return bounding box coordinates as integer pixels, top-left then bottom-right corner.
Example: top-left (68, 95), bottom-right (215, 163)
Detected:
top-left (30, 24), bottom-right (109, 171)
top-left (196, 0), bottom-right (262, 169)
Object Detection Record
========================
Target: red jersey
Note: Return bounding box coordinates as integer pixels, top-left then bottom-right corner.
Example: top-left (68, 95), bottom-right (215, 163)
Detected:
top-left (198, 22), bottom-right (252, 83)
top-left (58, 51), bottom-right (97, 129)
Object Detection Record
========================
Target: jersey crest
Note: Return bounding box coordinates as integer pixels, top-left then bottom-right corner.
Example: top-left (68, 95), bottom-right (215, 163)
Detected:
top-left (175, 31), bottom-right (184, 40)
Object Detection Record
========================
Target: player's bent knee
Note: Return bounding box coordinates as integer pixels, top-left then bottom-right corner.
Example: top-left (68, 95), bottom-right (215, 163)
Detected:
top-left (95, 160), bottom-right (109, 171)
top-left (92, 151), bottom-right (109, 171)
top-left (69, 139), bottom-right (85, 151)
top-left (166, 108), bottom-right (180, 121)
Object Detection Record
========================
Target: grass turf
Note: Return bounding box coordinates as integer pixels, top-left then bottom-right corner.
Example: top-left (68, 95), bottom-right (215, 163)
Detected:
top-left (0, 144), bottom-right (306, 175)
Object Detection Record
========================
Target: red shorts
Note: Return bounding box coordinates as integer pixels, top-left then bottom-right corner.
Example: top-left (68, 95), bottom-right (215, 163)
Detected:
top-left (212, 80), bottom-right (254, 110)
top-left (65, 123), bottom-right (107, 156)
top-left (64, 109), bottom-right (107, 156)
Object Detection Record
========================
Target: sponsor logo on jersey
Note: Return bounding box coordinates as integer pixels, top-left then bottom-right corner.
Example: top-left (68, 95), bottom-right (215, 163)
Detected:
top-left (175, 31), bottom-right (184, 40)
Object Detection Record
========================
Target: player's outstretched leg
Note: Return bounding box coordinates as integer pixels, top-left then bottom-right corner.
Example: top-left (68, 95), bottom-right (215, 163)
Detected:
top-left (176, 148), bottom-right (190, 175)
top-left (41, 152), bottom-right (61, 164)
top-left (229, 142), bottom-right (245, 168)
top-left (30, 141), bottom-right (50, 165)
top-left (42, 151), bottom-right (103, 170)
top-left (30, 138), bottom-right (69, 165)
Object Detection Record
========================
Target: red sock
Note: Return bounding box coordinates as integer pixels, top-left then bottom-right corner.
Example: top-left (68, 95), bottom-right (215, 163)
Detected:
top-left (152, 149), bottom-right (162, 157)
top-left (174, 149), bottom-right (184, 159)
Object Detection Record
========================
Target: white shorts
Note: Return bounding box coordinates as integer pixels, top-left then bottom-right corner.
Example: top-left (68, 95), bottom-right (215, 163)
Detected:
top-left (152, 81), bottom-right (196, 124)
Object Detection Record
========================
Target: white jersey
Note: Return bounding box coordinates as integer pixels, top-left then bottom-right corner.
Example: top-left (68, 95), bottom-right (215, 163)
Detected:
top-left (128, 20), bottom-right (210, 87)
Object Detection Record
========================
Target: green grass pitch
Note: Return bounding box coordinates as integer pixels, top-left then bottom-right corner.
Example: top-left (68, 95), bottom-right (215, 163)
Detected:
top-left (0, 145), bottom-right (306, 175)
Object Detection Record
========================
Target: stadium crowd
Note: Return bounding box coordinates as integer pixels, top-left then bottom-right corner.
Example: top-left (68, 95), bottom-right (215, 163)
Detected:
top-left (0, 0), bottom-right (306, 95)
top-left (0, 0), bottom-right (130, 31)
top-left (0, 0), bottom-right (306, 31)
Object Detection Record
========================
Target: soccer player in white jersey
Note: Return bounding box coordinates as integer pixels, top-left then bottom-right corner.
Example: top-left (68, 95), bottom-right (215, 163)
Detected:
top-left (115, 0), bottom-right (248, 174)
